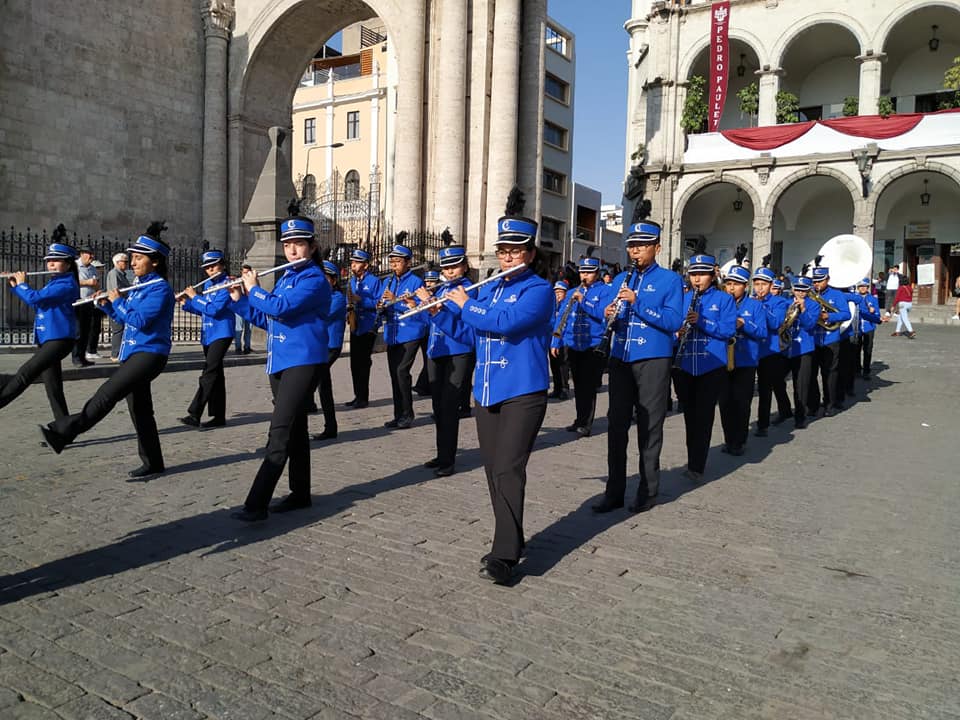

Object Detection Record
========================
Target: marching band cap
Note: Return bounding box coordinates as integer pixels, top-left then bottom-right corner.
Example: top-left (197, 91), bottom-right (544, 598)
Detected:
top-left (200, 250), bottom-right (224, 268)
top-left (752, 266), bottom-right (776, 282)
top-left (723, 265), bottom-right (750, 284)
top-left (688, 253), bottom-right (716, 273)
top-left (438, 245), bottom-right (467, 267)
top-left (793, 276), bottom-right (812, 290)
top-left (127, 221), bottom-right (170, 257)
top-left (497, 186), bottom-right (538, 245)
top-left (553, 280), bottom-right (568, 291)
top-left (280, 217), bottom-right (314, 242)
top-left (772, 277), bottom-right (784, 289)
top-left (856, 277), bottom-right (870, 287)
top-left (811, 266), bottom-right (829, 281)
top-left (321, 260), bottom-right (339, 276)
top-left (626, 220), bottom-right (662, 244)
top-left (424, 269), bottom-right (441, 282)
top-left (387, 244), bottom-right (413, 259)
top-left (44, 243), bottom-right (78, 260)
top-left (350, 247), bottom-right (371, 262)
top-left (578, 256), bottom-right (601, 272)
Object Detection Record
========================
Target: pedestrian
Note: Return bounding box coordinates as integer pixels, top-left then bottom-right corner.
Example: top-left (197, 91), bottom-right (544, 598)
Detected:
top-left (234, 263), bottom-right (253, 354)
top-left (951, 274), bottom-right (960, 321)
top-left (884, 266), bottom-right (900, 317)
top-left (71, 246), bottom-right (100, 367)
top-left (311, 259), bottom-right (346, 441)
top-left (891, 279), bottom-right (916, 339)
top-left (105, 252), bottom-right (132, 361)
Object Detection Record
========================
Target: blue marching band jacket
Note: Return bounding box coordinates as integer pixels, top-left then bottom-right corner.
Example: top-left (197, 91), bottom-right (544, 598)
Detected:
top-left (756, 293), bottom-right (792, 359)
top-left (232, 262), bottom-right (331, 374)
top-left (350, 272), bottom-right (381, 336)
top-left (730, 294), bottom-right (768, 368)
top-left (10, 273), bottom-right (79, 345)
top-left (676, 286), bottom-right (737, 375)
top-left (608, 262), bottom-right (685, 362)
top-left (812, 286), bottom-right (852, 347)
top-left (180, 273), bottom-right (235, 347)
top-left (424, 277), bottom-right (476, 359)
top-left (327, 288), bottom-right (347, 351)
top-left (857, 292), bottom-right (882, 334)
top-left (380, 270), bottom-right (427, 345)
top-left (452, 268), bottom-right (554, 407)
top-left (101, 272), bottom-right (175, 361)
top-left (550, 282), bottom-right (610, 351)
top-left (786, 299), bottom-right (821, 359)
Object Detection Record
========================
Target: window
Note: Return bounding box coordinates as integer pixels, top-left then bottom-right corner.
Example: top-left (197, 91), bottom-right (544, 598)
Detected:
top-left (541, 217), bottom-right (563, 241)
top-left (302, 174), bottom-right (317, 203)
top-left (543, 168), bottom-right (565, 195)
top-left (543, 121), bottom-right (567, 149)
top-left (544, 73), bottom-right (568, 103)
top-left (344, 169), bottom-right (360, 200)
top-left (545, 26), bottom-right (567, 56)
top-left (799, 106), bottom-right (822, 122)
top-left (915, 92), bottom-right (948, 113)
top-left (304, 117), bottom-right (316, 144)
top-left (346, 111), bottom-right (360, 139)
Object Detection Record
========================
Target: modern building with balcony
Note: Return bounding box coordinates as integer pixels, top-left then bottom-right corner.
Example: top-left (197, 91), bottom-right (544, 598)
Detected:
top-left (624, 0), bottom-right (960, 304)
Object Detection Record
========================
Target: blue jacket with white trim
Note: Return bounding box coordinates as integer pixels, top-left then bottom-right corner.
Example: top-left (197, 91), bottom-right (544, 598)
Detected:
top-left (551, 281), bottom-right (610, 351)
top-left (608, 262), bottom-right (684, 362)
top-left (730, 295), bottom-right (767, 368)
top-left (101, 273), bottom-right (174, 360)
top-left (350, 272), bottom-right (381, 336)
top-left (756, 293), bottom-right (791, 358)
top-left (180, 273), bottom-right (235, 347)
top-left (812, 286), bottom-right (852, 346)
top-left (676, 286), bottom-right (736, 375)
top-left (327, 289), bottom-right (346, 350)
top-left (11, 273), bottom-right (79, 345)
top-left (425, 277), bottom-right (476, 359)
top-left (857, 292), bottom-right (882, 334)
top-left (786, 298), bottom-right (820, 358)
top-left (381, 270), bottom-right (427, 345)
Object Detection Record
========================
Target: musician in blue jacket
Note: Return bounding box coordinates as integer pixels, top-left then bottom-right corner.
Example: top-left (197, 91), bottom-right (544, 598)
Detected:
top-left (550, 256), bottom-right (610, 437)
top-left (717, 264), bottom-right (767, 456)
top-left (673, 254), bottom-right (736, 481)
top-left (594, 220), bottom-right (683, 514)
top-left (311, 260), bottom-right (346, 441)
top-left (178, 250), bottom-right (235, 428)
top-left (378, 241), bottom-right (427, 429)
top-left (785, 275), bottom-right (821, 429)
top-left (752, 264), bottom-right (793, 436)
top-left (809, 265), bottom-right (851, 416)
top-left (1, 234), bottom-right (79, 420)
top-left (228, 216), bottom-right (330, 522)
top-left (854, 278), bottom-right (882, 379)
top-left (345, 248), bottom-right (380, 409)
top-left (445, 188), bottom-right (554, 585)
top-left (413, 244), bottom-right (476, 477)
top-left (837, 286), bottom-right (862, 405)
top-left (41, 222), bottom-right (175, 479)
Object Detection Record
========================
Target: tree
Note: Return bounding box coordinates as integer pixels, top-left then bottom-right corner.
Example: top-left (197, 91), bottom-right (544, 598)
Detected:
top-left (942, 55), bottom-right (960, 109)
top-left (876, 96), bottom-right (895, 118)
top-left (681, 75), bottom-right (708, 134)
top-left (842, 96), bottom-right (859, 117)
top-left (737, 82), bottom-right (759, 125)
top-left (775, 90), bottom-right (800, 124)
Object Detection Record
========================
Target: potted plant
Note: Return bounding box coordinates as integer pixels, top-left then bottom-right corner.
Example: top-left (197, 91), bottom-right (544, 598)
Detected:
top-left (877, 96), bottom-right (895, 118)
top-left (776, 90), bottom-right (800, 124)
top-left (842, 96), bottom-right (859, 117)
top-left (681, 75), bottom-right (708, 134)
top-left (737, 82), bottom-right (759, 126)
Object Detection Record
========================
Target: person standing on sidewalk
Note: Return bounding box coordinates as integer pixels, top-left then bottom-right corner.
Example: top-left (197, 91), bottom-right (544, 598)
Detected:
top-left (884, 266), bottom-right (900, 318)
top-left (311, 259), bottom-right (346, 441)
top-left (71, 247), bottom-right (99, 367)
top-left (105, 253), bottom-right (132, 361)
top-left (891, 280), bottom-right (916, 339)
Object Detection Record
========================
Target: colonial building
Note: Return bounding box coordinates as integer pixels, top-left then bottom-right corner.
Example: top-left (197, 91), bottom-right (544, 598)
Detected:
top-left (624, 0), bottom-right (960, 304)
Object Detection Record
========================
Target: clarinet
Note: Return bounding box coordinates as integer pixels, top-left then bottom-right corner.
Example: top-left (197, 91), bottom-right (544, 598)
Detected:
top-left (594, 261), bottom-right (640, 357)
top-left (552, 289), bottom-right (581, 339)
top-left (673, 289), bottom-right (704, 368)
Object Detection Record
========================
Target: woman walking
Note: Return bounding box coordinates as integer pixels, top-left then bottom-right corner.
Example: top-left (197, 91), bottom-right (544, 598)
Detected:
top-left (891, 279), bottom-right (916, 339)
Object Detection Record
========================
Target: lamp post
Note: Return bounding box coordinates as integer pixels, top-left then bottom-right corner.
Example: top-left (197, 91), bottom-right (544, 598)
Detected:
top-left (302, 142), bottom-right (344, 197)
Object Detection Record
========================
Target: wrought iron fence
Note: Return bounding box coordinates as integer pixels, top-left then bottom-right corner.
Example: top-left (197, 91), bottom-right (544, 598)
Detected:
top-left (0, 227), bottom-right (244, 347)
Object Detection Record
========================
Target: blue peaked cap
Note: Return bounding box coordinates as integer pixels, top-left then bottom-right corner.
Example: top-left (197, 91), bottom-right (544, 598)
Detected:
top-left (626, 221), bottom-right (661, 244)
top-left (724, 265), bottom-right (751, 283)
top-left (387, 244), bottom-right (413, 259)
top-left (811, 266), bottom-right (829, 281)
top-left (424, 270), bottom-right (441, 281)
top-left (44, 243), bottom-right (77, 260)
top-left (578, 257), bottom-right (601, 272)
top-left (321, 260), bottom-right (339, 276)
top-left (350, 248), bottom-right (371, 262)
top-left (438, 245), bottom-right (467, 267)
top-left (793, 276), bottom-right (812, 290)
top-left (127, 235), bottom-right (170, 257)
top-left (689, 254), bottom-right (716, 272)
top-left (280, 217), bottom-right (314, 241)
top-left (752, 267), bottom-right (776, 282)
top-left (200, 250), bottom-right (224, 268)
top-left (497, 217), bottom-right (538, 244)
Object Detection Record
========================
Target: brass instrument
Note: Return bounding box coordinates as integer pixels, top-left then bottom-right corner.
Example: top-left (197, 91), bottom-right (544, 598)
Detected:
top-left (344, 274), bottom-right (359, 334)
top-left (726, 337), bottom-right (736, 371)
top-left (552, 288), bottom-right (581, 339)
top-left (807, 289), bottom-right (843, 330)
top-left (777, 301), bottom-right (802, 351)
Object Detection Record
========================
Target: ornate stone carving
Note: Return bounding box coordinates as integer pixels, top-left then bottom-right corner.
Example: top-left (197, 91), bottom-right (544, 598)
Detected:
top-left (202, 0), bottom-right (235, 38)
top-left (756, 166), bottom-right (770, 185)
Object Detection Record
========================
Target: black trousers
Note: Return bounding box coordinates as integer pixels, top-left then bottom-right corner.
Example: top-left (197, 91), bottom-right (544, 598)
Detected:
top-left (606, 356), bottom-right (672, 501)
top-left (475, 391), bottom-right (547, 563)
top-left (755, 353), bottom-right (792, 429)
top-left (349, 331), bottom-right (376, 403)
top-left (51, 351), bottom-right (167, 468)
top-left (413, 337), bottom-right (431, 395)
top-left (719, 366), bottom-right (755, 450)
top-left (810, 342), bottom-right (841, 410)
top-left (73, 304), bottom-right (95, 362)
top-left (87, 312), bottom-right (101, 353)
top-left (430, 352), bottom-right (474, 467)
top-left (857, 332), bottom-right (875, 376)
top-left (790, 353), bottom-right (814, 421)
top-left (245, 364), bottom-right (321, 511)
top-left (187, 337), bottom-right (231, 421)
top-left (837, 337), bottom-right (857, 399)
top-left (387, 340), bottom-right (420, 421)
top-left (316, 346), bottom-right (341, 430)
top-left (674, 367), bottom-right (727, 474)
top-left (568, 347), bottom-right (605, 429)
top-left (549, 347), bottom-right (569, 393)
top-left (0, 338), bottom-right (73, 420)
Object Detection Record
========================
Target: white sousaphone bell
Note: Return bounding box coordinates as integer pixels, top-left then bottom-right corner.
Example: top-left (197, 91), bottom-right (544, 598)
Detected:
top-left (809, 233), bottom-right (874, 332)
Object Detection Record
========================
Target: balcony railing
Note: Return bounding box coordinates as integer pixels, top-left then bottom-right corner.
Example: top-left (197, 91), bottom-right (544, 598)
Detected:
top-left (299, 63), bottom-right (363, 87)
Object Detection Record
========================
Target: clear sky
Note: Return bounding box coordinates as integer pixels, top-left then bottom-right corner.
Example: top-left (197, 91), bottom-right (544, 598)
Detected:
top-left (547, 0), bottom-right (631, 207)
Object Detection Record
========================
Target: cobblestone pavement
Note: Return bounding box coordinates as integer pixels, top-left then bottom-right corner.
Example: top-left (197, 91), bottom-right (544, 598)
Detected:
top-left (0, 328), bottom-right (958, 719)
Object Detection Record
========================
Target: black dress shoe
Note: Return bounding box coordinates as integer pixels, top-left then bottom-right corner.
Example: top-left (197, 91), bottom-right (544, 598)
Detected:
top-left (354, 400), bottom-right (368, 409)
top-left (478, 557), bottom-right (514, 585)
top-left (424, 458), bottom-right (441, 468)
top-left (794, 418), bottom-right (807, 430)
top-left (129, 464), bottom-right (164, 478)
top-left (201, 418), bottom-right (226, 428)
top-left (458, 408), bottom-right (472, 419)
top-left (344, 399), bottom-right (357, 407)
top-left (728, 445), bottom-right (745, 456)
top-left (565, 423), bottom-right (580, 432)
top-left (755, 427), bottom-right (768, 437)
top-left (629, 495), bottom-right (657, 513)
top-left (720, 443), bottom-right (731, 454)
top-left (384, 419), bottom-right (399, 428)
top-left (591, 497), bottom-right (624, 513)
top-left (179, 415), bottom-right (201, 427)
top-left (311, 428), bottom-right (338, 441)
top-left (575, 426), bottom-right (591, 438)
top-left (396, 416), bottom-right (413, 429)
top-left (39, 424), bottom-right (67, 454)
top-left (231, 507), bottom-right (268, 522)
top-left (433, 465), bottom-right (455, 478)
top-left (269, 495), bottom-right (311, 513)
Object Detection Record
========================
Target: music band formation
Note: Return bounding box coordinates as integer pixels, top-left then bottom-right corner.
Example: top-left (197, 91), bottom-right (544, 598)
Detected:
top-left (2, 191), bottom-right (884, 585)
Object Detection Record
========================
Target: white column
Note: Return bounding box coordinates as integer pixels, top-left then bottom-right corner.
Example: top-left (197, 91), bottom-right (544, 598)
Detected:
top-left (517, 0), bottom-right (546, 231)
top-left (325, 73), bottom-right (335, 180)
top-left (393, 2), bottom-right (426, 230)
top-left (857, 53), bottom-right (885, 116)
top-left (200, 1), bottom-right (234, 245)
top-left (431, 0), bottom-right (468, 238)
top-left (757, 68), bottom-right (782, 127)
top-left (485, 0), bottom-right (522, 247)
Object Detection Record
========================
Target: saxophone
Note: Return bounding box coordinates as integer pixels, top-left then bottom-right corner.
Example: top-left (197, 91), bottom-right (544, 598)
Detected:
top-left (777, 301), bottom-right (802, 351)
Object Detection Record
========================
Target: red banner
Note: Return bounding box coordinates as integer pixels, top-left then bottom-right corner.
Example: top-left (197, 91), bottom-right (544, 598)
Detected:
top-left (708, 1), bottom-right (731, 133)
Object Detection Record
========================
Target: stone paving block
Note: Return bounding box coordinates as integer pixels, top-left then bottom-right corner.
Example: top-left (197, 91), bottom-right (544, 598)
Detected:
top-left (125, 691), bottom-right (206, 720)
top-left (414, 670), bottom-right (496, 710)
top-left (4, 699), bottom-right (64, 719)
top-left (0, 652), bottom-right (85, 708)
top-left (420, 698), bottom-right (495, 720)
top-left (54, 693), bottom-right (136, 720)
top-left (74, 667), bottom-right (149, 706)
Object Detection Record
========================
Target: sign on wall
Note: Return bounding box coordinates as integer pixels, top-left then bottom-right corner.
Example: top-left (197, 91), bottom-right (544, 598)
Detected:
top-left (917, 263), bottom-right (935, 286)
top-left (709, 1), bottom-right (731, 133)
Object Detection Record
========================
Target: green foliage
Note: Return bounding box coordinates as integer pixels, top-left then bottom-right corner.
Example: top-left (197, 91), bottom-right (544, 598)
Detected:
top-left (681, 75), bottom-right (708, 134)
top-left (945, 55), bottom-right (960, 92)
top-left (775, 90), bottom-right (800, 124)
top-left (876, 96), bottom-right (895, 118)
top-left (937, 92), bottom-right (960, 110)
top-left (842, 96), bottom-right (859, 117)
top-left (737, 82), bottom-right (759, 122)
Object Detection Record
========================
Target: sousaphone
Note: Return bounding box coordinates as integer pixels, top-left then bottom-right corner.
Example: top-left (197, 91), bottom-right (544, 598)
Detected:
top-left (815, 234), bottom-right (873, 289)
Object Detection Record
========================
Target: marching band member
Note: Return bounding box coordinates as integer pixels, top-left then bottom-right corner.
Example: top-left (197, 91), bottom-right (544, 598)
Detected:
top-left (178, 250), bottom-right (234, 429)
top-left (809, 264), bottom-right (851, 416)
top-left (344, 248), bottom-right (379, 409)
top-left (548, 280), bottom-right (571, 400)
top-left (672, 254), bottom-right (736, 481)
top-left (444, 188), bottom-right (553, 584)
top-left (785, 275), bottom-right (820, 429)
top-left (414, 245), bottom-right (476, 477)
top-left (312, 260), bottom-right (346, 441)
top-left (770, 278), bottom-right (784, 296)
top-left (40, 222), bottom-right (175, 479)
top-left (228, 215), bottom-right (330, 521)
top-left (593, 219), bottom-right (683, 513)
top-left (836, 285), bottom-right (862, 404)
top-left (1, 231), bottom-right (79, 419)
top-left (854, 278), bottom-right (882, 379)
top-left (413, 269), bottom-right (441, 398)
top-left (718, 264), bottom-right (767, 455)
top-left (752, 263), bottom-right (793, 437)
top-left (551, 255), bottom-right (609, 437)
top-left (378, 239), bottom-right (427, 429)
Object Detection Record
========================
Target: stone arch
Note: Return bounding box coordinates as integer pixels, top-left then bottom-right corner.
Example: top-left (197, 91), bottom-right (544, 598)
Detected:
top-left (770, 13), bottom-right (869, 68)
top-left (677, 29), bottom-right (767, 82)
top-left (673, 175), bottom-right (764, 232)
top-left (874, 1), bottom-right (960, 52)
top-left (764, 166), bottom-right (863, 231)
top-left (868, 161), bottom-right (960, 229)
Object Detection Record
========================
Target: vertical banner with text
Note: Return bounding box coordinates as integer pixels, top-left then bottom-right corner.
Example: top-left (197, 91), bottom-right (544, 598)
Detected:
top-left (709, 1), bottom-right (731, 133)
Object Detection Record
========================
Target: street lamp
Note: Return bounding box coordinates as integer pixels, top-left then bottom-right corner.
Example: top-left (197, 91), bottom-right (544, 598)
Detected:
top-left (302, 142), bottom-right (344, 196)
